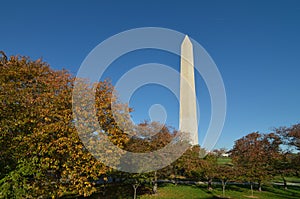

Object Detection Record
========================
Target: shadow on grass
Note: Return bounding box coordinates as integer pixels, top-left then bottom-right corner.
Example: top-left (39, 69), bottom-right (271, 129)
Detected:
top-left (263, 184), bottom-right (300, 199)
top-left (65, 183), bottom-right (152, 199)
top-left (63, 182), bottom-right (300, 199)
top-left (156, 184), bottom-right (222, 199)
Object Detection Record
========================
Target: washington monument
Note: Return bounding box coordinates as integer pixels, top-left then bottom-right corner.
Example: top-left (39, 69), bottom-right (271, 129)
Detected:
top-left (179, 35), bottom-right (198, 146)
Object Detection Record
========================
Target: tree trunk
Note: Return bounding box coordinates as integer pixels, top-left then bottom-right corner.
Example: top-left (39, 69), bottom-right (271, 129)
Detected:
top-left (174, 166), bottom-right (177, 186)
top-left (207, 178), bottom-right (213, 190)
top-left (250, 182), bottom-right (254, 197)
top-left (282, 174), bottom-right (288, 190)
top-left (102, 184), bottom-right (106, 196)
top-left (133, 184), bottom-right (139, 199)
top-left (152, 171), bottom-right (158, 194)
top-left (222, 180), bottom-right (226, 197)
top-left (258, 180), bottom-right (262, 192)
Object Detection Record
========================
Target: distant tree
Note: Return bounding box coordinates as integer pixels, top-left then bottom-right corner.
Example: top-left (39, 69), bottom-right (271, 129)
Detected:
top-left (230, 132), bottom-right (281, 192)
top-left (275, 124), bottom-right (299, 151)
top-left (274, 123), bottom-right (300, 185)
top-left (276, 124), bottom-right (300, 151)
top-left (199, 153), bottom-right (218, 190)
top-left (212, 147), bottom-right (227, 158)
top-left (288, 124), bottom-right (300, 151)
top-left (173, 145), bottom-right (202, 179)
top-left (272, 151), bottom-right (294, 189)
top-left (168, 144), bottom-right (218, 194)
top-left (215, 165), bottom-right (237, 197)
top-left (120, 172), bottom-right (149, 199)
top-left (121, 122), bottom-right (176, 197)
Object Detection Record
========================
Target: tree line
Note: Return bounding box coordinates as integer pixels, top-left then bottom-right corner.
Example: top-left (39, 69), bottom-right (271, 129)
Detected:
top-left (0, 53), bottom-right (299, 198)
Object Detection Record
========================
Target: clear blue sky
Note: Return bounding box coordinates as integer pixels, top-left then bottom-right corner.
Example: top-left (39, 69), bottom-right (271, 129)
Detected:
top-left (1, 0), bottom-right (300, 149)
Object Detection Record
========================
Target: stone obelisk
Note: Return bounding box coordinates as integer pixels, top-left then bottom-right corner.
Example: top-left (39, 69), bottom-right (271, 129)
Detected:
top-left (179, 35), bottom-right (198, 146)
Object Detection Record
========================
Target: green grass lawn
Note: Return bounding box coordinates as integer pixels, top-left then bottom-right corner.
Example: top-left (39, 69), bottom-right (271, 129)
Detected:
top-left (217, 157), bottom-right (232, 166)
top-left (140, 184), bottom-right (300, 199)
top-left (273, 176), bottom-right (300, 184)
top-left (285, 176), bottom-right (300, 183)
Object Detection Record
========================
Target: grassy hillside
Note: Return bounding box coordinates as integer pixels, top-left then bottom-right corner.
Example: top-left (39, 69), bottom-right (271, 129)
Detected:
top-left (217, 157), bottom-right (232, 166)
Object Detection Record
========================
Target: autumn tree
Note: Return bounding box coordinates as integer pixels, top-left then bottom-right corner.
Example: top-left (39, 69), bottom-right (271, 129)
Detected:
top-left (172, 145), bottom-right (202, 179)
top-left (274, 123), bottom-right (300, 187)
top-left (215, 165), bottom-right (237, 197)
top-left (0, 54), bottom-right (77, 197)
top-left (0, 53), bottom-right (129, 198)
top-left (199, 153), bottom-right (218, 190)
top-left (120, 121), bottom-right (176, 198)
top-left (230, 132), bottom-right (281, 192)
top-left (275, 123), bottom-right (300, 151)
